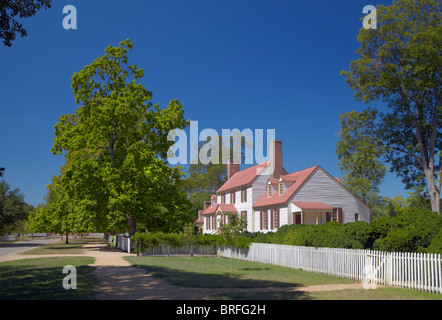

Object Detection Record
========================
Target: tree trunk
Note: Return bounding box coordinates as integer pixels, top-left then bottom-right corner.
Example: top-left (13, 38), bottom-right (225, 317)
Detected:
top-left (127, 213), bottom-right (136, 252)
top-left (429, 187), bottom-right (441, 215)
top-left (424, 168), bottom-right (441, 215)
top-left (127, 213), bottom-right (137, 237)
top-left (65, 231), bottom-right (69, 244)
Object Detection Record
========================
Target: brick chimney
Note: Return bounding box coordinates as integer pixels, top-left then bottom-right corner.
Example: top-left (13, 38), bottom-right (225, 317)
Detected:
top-left (270, 140), bottom-right (282, 179)
top-left (203, 201), bottom-right (211, 210)
top-left (227, 159), bottom-right (240, 179)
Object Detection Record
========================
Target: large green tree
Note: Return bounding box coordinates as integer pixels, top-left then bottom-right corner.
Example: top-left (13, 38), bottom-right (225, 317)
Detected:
top-left (51, 39), bottom-right (191, 236)
top-left (0, 181), bottom-right (32, 235)
top-left (182, 135), bottom-right (248, 218)
top-left (340, 0), bottom-right (441, 214)
top-left (337, 108), bottom-right (387, 205)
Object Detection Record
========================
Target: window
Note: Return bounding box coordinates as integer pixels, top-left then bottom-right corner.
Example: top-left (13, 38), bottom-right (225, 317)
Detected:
top-left (261, 210), bottom-right (267, 230)
top-left (329, 208), bottom-right (342, 224)
top-left (231, 191), bottom-right (235, 204)
top-left (272, 209), bottom-right (279, 230)
top-left (221, 194), bottom-right (225, 204)
top-left (241, 188), bottom-right (247, 202)
top-left (267, 185), bottom-right (272, 197)
top-left (355, 213), bottom-right (360, 222)
top-left (241, 210), bottom-right (247, 222)
top-left (332, 208), bottom-right (338, 222)
top-left (279, 182), bottom-right (284, 195)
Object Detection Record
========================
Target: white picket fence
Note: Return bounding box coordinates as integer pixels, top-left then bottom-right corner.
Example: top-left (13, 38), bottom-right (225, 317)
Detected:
top-left (110, 234), bottom-right (132, 253)
top-left (218, 243), bottom-right (442, 294)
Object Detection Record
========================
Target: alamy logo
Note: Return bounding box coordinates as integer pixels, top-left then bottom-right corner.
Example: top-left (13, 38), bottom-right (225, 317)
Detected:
top-left (63, 5), bottom-right (77, 30)
top-left (62, 265), bottom-right (77, 290)
top-left (362, 5), bottom-right (377, 30)
top-left (167, 121), bottom-right (277, 175)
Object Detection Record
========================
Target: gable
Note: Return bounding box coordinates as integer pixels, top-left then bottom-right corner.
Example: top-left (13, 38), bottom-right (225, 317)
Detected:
top-left (293, 167), bottom-right (371, 210)
top-left (253, 166), bottom-right (318, 208)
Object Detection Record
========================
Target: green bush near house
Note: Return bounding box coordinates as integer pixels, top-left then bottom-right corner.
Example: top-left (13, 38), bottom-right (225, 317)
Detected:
top-left (131, 207), bottom-right (441, 254)
top-left (131, 231), bottom-right (253, 254)
top-left (253, 207), bottom-right (442, 253)
top-left (427, 229), bottom-right (442, 254)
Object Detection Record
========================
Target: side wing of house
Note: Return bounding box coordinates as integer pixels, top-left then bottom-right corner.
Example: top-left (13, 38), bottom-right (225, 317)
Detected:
top-left (291, 167), bottom-right (371, 224)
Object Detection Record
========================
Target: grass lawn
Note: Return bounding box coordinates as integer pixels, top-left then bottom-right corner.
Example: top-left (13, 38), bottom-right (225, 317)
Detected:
top-left (0, 257), bottom-right (97, 300)
top-left (208, 287), bottom-right (442, 300)
top-left (125, 256), bottom-right (442, 300)
top-left (125, 255), bottom-right (355, 288)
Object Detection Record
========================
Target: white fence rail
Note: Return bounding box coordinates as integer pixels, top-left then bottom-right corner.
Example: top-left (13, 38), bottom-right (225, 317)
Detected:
top-left (218, 243), bottom-right (442, 294)
top-left (110, 234), bottom-right (131, 253)
top-left (140, 244), bottom-right (217, 256)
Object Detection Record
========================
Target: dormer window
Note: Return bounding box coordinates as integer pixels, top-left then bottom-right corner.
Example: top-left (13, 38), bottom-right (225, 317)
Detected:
top-left (231, 191), bottom-right (235, 204)
top-left (267, 184), bottom-right (272, 197)
top-left (279, 182), bottom-right (284, 195)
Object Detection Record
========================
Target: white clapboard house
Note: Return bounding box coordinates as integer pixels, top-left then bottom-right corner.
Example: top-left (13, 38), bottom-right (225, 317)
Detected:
top-left (195, 140), bottom-right (371, 234)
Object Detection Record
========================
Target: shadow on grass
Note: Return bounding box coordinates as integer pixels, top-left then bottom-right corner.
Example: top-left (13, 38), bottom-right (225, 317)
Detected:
top-left (0, 257), bottom-right (96, 300)
top-left (128, 258), bottom-right (301, 289)
top-left (208, 291), bottom-right (308, 300)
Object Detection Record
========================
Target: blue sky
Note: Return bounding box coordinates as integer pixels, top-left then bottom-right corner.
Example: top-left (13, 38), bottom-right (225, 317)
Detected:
top-left (0, 0), bottom-right (406, 207)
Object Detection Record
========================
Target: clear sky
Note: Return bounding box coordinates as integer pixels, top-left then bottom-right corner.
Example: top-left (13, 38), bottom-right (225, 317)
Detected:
top-left (0, 0), bottom-right (406, 207)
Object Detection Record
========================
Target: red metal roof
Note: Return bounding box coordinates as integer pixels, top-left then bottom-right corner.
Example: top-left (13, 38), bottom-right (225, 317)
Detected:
top-left (253, 166), bottom-right (319, 209)
top-left (292, 201), bottom-right (333, 211)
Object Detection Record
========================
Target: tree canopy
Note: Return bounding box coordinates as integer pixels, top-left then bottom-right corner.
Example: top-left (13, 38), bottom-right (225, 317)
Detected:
top-left (0, 181), bottom-right (32, 235)
top-left (41, 39), bottom-right (191, 236)
top-left (337, 108), bottom-right (387, 205)
top-left (340, 0), bottom-right (441, 214)
top-left (0, 0), bottom-right (52, 47)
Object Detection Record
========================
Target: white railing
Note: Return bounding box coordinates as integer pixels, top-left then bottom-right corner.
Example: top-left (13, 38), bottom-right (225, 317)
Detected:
top-left (110, 234), bottom-right (131, 253)
top-left (218, 243), bottom-right (442, 294)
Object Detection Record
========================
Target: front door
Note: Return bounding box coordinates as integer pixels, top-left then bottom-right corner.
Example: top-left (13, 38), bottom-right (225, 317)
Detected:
top-left (294, 213), bottom-right (302, 224)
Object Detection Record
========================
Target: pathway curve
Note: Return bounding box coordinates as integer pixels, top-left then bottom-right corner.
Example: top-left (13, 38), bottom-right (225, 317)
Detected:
top-left (0, 242), bottom-right (366, 300)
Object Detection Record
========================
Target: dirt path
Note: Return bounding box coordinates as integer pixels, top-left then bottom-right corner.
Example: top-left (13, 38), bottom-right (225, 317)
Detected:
top-left (0, 242), bottom-right (366, 300)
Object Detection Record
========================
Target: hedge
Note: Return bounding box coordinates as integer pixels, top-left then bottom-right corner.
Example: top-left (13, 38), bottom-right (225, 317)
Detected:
top-left (131, 232), bottom-right (252, 254)
top-left (251, 208), bottom-right (442, 253)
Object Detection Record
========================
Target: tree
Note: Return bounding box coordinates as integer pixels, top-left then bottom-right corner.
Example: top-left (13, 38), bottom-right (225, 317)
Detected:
top-left (0, 0), bottom-right (52, 47)
top-left (51, 39), bottom-right (190, 237)
top-left (182, 135), bottom-right (248, 218)
top-left (182, 158), bottom-right (227, 219)
top-left (28, 174), bottom-right (79, 244)
top-left (340, 0), bottom-right (441, 214)
top-left (337, 108), bottom-right (387, 205)
top-left (0, 167), bottom-right (4, 177)
top-left (181, 222), bottom-right (198, 257)
top-left (218, 212), bottom-right (248, 272)
top-left (0, 181), bottom-right (31, 235)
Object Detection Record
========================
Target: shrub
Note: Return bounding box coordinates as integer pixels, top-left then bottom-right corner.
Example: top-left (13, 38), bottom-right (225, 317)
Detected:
top-left (342, 221), bottom-right (371, 249)
top-left (369, 215), bottom-right (396, 242)
top-left (372, 228), bottom-right (416, 252)
top-left (427, 229), bottom-right (442, 254)
top-left (254, 232), bottom-right (274, 243)
top-left (372, 208), bottom-right (442, 252)
top-left (234, 235), bottom-right (253, 249)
